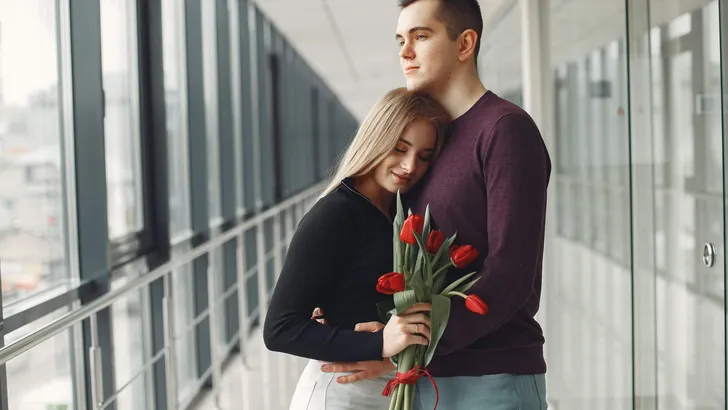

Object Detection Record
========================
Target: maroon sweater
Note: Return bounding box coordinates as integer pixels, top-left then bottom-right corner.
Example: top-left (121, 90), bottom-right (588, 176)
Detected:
top-left (405, 91), bottom-right (551, 377)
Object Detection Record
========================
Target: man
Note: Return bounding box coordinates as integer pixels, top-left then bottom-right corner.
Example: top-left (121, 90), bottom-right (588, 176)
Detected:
top-left (321, 0), bottom-right (550, 408)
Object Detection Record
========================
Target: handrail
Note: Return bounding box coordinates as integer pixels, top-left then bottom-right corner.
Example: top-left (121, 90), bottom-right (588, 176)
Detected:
top-left (0, 181), bottom-right (325, 365)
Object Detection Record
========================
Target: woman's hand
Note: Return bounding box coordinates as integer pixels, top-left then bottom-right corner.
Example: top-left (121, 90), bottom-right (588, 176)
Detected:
top-left (382, 302), bottom-right (432, 358)
top-left (320, 360), bottom-right (396, 384)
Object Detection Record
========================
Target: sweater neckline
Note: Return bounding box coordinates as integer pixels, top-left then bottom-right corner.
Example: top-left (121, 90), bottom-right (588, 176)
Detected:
top-left (340, 178), bottom-right (393, 224)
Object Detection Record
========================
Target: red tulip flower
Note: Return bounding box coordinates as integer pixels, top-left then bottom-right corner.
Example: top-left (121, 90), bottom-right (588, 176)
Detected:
top-left (376, 272), bottom-right (406, 294)
top-left (399, 214), bottom-right (424, 245)
top-left (450, 245), bottom-right (479, 268)
top-left (426, 230), bottom-right (445, 253)
top-left (465, 295), bottom-right (488, 315)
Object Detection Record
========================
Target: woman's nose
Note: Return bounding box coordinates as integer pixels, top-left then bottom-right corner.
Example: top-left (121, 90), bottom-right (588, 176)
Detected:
top-left (402, 156), bottom-right (417, 174)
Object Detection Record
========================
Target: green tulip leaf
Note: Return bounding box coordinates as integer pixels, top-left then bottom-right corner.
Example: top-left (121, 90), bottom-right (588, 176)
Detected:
top-left (414, 245), bottom-right (423, 274)
top-left (434, 272), bottom-right (449, 294)
top-left (431, 233), bottom-right (457, 269)
top-left (423, 294), bottom-right (451, 366)
top-left (423, 204), bottom-right (432, 237)
top-left (412, 232), bottom-right (434, 289)
top-left (408, 232), bottom-right (419, 268)
top-left (394, 289), bottom-right (417, 314)
top-left (440, 271), bottom-right (479, 296)
top-left (454, 276), bottom-right (481, 294)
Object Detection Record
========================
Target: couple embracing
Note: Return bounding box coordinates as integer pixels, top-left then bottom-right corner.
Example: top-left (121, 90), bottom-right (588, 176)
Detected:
top-left (263, 0), bottom-right (551, 409)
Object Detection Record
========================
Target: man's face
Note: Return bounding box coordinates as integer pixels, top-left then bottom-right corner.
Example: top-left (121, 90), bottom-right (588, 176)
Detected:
top-left (396, 0), bottom-right (460, 93)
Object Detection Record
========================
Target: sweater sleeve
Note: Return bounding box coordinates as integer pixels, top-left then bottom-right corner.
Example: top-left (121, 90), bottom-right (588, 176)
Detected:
top-left (262, 197), bottom-right (384, 362)
top-left (435, 113), bottom-right (551, 355)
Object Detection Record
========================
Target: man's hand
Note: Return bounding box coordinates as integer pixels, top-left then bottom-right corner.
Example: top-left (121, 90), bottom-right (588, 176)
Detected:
top-left (320, 360), bottom-right (395, 384)
top-left (318, 320), bottom-right (390, 384)
top-left (354, 321), bottom-right (385, 332)
top-left (311, 307), bottom-right (327, 324)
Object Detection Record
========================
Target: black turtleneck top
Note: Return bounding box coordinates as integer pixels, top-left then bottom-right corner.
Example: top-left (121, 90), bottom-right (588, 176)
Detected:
top-left (262, 179), bottom-right (394, 362)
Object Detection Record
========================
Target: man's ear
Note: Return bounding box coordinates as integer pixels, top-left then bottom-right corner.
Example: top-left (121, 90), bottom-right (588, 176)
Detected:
top-left (458, 29), bottom-right (478, 62)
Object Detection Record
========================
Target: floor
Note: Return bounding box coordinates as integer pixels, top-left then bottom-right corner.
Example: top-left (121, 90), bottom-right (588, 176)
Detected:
top-left (192, 328), bottom-right (308, 410)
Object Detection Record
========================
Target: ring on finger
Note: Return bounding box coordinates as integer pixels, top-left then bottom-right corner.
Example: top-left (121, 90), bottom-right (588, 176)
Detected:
top-left (415, 324), bottom-right (419, 334)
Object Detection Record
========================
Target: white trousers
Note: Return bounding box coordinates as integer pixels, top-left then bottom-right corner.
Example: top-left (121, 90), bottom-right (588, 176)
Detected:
top-left (289, 360), bottom-right (393, 410)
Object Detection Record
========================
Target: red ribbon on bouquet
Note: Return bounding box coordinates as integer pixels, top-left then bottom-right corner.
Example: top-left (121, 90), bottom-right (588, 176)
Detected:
top-left (382, 366), bottom-right (439, 409)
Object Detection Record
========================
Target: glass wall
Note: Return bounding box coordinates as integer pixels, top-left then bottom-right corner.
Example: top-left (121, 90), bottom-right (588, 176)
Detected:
top-left (0, 2), bottom-right (78, 408)
top-left (0, 0), bottom-right (71, 310)
top-left (484, 0), bottom-right (727, 409)
top-left (477, 0), bottom-right (523, 107)
top-left (0, 0), bottom-right (358, 408)
top-left (100, 0), bottom-right (144, 240)
top-left (642, 1), bottom-right (725, 408)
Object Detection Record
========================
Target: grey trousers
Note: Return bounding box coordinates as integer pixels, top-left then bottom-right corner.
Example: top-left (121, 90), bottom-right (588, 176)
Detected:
top-left (289, 360), bottom-right (393, 410)
top-left (413, 373), bottom-right (548, 410)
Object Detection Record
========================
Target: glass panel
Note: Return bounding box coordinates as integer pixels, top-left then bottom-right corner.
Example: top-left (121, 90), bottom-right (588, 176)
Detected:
top-left (239, 1), bottom-right (255, 212)
top-left (648, 1), bottom-right (725, 408)
top-left (111, 266), bottom-right (150, 410)
top-left (477, 0), bottom-right (522, 106)
top-left (162, 0), bottom-right (192, 238)
top-left (100, 0), bottom-right (144, 239)
top-left (210, 246), bottom-right (227, 355)
top-left (229, 0), bottom-right (245, 213)
top-left (6, 308), bottom-right (77, 409)
top-left (171, 250), bottom-right (198, 404)
top-left (0, 0), bottom-right (72, 306)
top-left (202, 0), bottom-right (221, 221)
top-left (544, 0), bottom-right (633, 408)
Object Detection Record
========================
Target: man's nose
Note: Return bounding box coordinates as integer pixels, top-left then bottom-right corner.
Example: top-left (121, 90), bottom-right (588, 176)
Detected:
top-left (399, 42), bottom-right (414, 59)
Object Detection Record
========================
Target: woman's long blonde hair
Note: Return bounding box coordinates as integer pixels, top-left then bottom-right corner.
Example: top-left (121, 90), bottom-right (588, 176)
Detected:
top-left (318, 88), bottom-right (450, 200)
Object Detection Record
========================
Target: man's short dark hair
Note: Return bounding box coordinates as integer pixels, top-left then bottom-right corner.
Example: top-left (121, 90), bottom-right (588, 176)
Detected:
top-left (399, 0), bottom-right (483, 61)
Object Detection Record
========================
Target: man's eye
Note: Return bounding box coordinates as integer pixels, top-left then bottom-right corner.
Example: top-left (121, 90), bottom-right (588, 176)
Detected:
top-left (416, 34), bottom-right (427, 40)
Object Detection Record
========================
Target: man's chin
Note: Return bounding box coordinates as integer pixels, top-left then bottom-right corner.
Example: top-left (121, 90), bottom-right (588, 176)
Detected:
top-left (405, 78), bottom-right (432, 94)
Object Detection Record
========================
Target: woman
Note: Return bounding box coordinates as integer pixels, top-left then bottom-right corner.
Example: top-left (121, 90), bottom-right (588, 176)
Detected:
top-left (263, 87), bottom-right (450, 409)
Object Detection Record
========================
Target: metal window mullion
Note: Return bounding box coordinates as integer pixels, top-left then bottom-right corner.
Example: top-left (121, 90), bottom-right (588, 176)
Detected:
top-left (249, 4), bottom-right (263, 212)
top-left (215, 0), bottom-right (240, 345)
top-left (239, 1), bottom-right (255, 213)
top-left (183, 0), bottom-right (212, 384)
top-left (255, 219), bottom-right (272, 410)
top-left (135, 0), bottom-right (173, 407)
top-left (58, 0), bottom-right (89, 406)
top-left (68, 1), bottom-right (117, 408)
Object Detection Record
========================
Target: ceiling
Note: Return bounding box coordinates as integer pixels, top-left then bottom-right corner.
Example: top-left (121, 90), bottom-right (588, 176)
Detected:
top-left (255, 0), bottom-right (715, 120)
top-left (254, 0), bottom-right (514, 120)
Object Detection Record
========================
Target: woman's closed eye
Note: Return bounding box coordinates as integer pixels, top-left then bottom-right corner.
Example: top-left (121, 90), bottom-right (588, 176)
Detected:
top-left (394, 147), bottom-right (431, 162)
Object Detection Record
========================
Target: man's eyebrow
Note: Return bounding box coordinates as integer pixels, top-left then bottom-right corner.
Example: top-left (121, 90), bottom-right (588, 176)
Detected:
top-left (395, 26), bottom-right (435, 39)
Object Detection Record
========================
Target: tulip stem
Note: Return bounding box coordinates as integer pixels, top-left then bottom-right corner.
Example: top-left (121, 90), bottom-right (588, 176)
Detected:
top-left (404, 245), bottom-right (410, 274)
top-left (447, 291), bottom-right (468, 299)
top-left (432, 261), bottom-right (453, 278)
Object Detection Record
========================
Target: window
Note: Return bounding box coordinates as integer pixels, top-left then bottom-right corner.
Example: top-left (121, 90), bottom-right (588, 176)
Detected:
top-left (162, 0), bottom-right (192, 239)
top-left (202, 0), bottom-right (222, 222)
top-left (161, 0), bottom-right (198, 402)
top-left (100, 0), bottom-right (144, 240)
top-left (0, 0), bottom-right (71, 304)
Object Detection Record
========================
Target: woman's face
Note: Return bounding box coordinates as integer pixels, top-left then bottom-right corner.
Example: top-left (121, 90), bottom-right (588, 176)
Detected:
top-left (372, 118), bottom-right (438, 194)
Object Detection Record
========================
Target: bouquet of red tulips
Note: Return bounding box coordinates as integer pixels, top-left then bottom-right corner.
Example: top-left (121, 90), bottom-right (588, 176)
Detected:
top-left (375, 193), bottom-right (488, 410)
